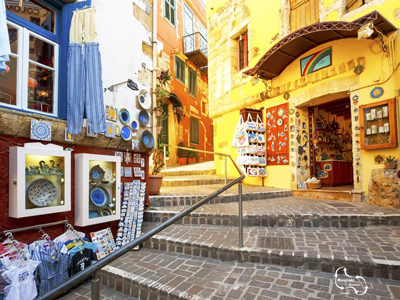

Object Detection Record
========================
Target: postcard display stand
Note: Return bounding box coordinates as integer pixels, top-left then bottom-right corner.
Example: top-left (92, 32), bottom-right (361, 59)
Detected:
top-left (75, 154), bottom-right (121, 226)
top-left (9, 143), bottom-right (71, 218)
top-left (237, 108), bottom-right (267, 177)
top-left (116, 180), bottom-right (146, 249)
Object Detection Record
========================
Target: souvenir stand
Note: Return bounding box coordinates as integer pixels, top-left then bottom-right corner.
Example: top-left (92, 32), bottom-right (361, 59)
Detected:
top-left (235, 108), bottom-right (267, 179)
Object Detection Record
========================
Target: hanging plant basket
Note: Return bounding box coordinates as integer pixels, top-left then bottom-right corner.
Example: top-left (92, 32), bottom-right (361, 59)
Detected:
top-left (156, 126), bottom-right (162, 134)
top-left (384, 162), bottom-right (396, 169)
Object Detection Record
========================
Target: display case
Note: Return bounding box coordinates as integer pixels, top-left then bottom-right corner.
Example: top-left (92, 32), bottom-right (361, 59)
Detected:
top-left (9, 143), bottom-right (71, 218)
top-left (75, 154), bottom-right (121, 226)
top-left (360, 98), bottom-right (397, 150)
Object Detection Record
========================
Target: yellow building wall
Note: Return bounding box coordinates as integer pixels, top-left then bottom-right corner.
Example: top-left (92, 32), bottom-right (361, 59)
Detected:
top-left (208, 0), bottom-right (400, 192)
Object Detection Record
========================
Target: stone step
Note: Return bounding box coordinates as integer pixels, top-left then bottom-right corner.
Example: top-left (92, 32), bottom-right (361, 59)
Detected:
top-left (161, 175), bottom-right (235, 187)
top-left (144, 224), bottom-right (400, 280)
top-left (99, 249), bottom-right (400, 300)
top-left (160, 168), bottom-right (217, 176)
top-left (150, 190), bottom-right (292, 207)
top-left (145, 197), bottom-right (400, 228)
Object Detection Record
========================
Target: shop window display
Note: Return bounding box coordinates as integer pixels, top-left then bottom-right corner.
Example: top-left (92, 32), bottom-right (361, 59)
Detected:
top-left (75, 154), bottom-right (121, 226)
top-left (9, 143), bottom-right (71, 218)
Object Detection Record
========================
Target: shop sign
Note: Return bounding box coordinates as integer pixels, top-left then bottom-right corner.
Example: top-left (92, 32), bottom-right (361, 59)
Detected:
top-left (300, 47), bottom-right (332, 76)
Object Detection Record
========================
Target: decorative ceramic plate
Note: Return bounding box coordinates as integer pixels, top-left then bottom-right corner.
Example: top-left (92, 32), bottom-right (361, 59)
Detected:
top-left (90, 165), bottom-right (105, 183)
top-left (278, 109), bottom-right (284, 116)
top-left (30, 120), bottom-right (52, 141)
top-left (27, 178), bottom-right (57, 207)
top-left (119, 108), bottom-right (130, 125)
top-left (139, 110), bottom-right (150, 126)
top-left (131, 120), bottom-right (138, 131)
top-left (101, 208), bottom-right (112, 216)
top-left (90, 186), bottom-right (110, 207)
top-left (121, 126), bottom-right (132, 141)
top-left (89, 211), bottom-right (99, 219)
top-left (277, 119), bottom-right (283, 126)
top-left (138, 90), bottom-right (151, 109)
top-left (142, 130), bottom-right (154, 149)
top-left (295, 111), bottom-right (300, 118)
top-left (266, 112), bottom-right (271, 118)
top-left (289, 109), bottom-right (295, 115)
top-left (370, 87), bottom-right (384, 99)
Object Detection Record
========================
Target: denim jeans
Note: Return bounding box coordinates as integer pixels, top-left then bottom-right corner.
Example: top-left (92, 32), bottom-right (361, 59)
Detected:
top-left (67, 43), bottom-right (106, 134)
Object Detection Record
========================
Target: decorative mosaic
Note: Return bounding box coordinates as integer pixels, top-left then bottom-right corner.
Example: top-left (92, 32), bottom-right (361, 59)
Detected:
top-left (30, 120), bottom-right (52, 141)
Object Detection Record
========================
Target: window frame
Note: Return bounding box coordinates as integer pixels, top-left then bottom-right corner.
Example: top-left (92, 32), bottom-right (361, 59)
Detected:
top-left (190, 117), bottom-right (199, 145)
top-left (188, 68), bottom-right (197, 97)
top-left (164, 0), bottom-right (176, 28)
top-left (175, 56), bottom-right (185, 84)
top-left (237, 32), bottom-right (248, 71)
top-left (4, 18), bottom-right (59, 117)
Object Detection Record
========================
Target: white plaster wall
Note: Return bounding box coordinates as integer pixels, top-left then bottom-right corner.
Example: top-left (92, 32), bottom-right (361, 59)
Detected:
top-left (93, 0), bottom-right (153, 128)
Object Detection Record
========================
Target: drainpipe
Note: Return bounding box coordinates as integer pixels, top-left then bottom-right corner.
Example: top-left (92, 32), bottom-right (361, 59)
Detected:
top-left (152, 0), bottom-right (158, 142)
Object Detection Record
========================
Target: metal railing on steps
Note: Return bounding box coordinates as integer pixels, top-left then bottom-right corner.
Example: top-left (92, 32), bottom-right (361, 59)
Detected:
top-left (35, 146), bottom-right (245, 300)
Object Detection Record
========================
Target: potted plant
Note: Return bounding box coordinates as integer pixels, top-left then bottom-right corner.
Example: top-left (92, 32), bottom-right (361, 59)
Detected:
top-left (187, 146), bottom-right (198, 164)
top-left (197, 155), bottom-right (204, 163)
top-left (154, 106), bottom-right (163, 117)
top-left (384, 156), bottom-right (397, 169)
top-left (154, 70), bottom-right (172, 139)
top-left (177, 142), bottom-right (188, 165)
top-left (149, 147), bottom-right (165, 195)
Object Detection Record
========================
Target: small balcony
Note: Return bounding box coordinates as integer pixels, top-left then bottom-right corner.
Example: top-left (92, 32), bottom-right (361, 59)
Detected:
top-left (183, 32), bottom-right (208, 70)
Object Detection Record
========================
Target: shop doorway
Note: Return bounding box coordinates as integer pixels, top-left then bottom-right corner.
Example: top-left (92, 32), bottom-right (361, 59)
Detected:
top-left (309, 98), bottom-right (354, 189)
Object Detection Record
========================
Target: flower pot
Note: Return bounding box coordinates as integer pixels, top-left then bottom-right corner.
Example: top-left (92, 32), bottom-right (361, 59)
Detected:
top-left (196, 156), bottom-right (204, 163)
top-left (384, 162), bottom-right (396, 169)
top-left (187, 157), bottom-right (197, 164)
top-left (156, 126), bottom-right (162, 134)
top-left (177, 158), bottom-right (187, 166)
top-left (155, 108), bottom-right (162, 117)
top-left (149, 174), bottom-right (164, 195)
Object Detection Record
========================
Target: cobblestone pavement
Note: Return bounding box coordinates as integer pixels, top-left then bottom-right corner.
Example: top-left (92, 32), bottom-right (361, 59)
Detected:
top-left (154, 184), bottom-right (286, 197)
top-left (147, 225), bottom-right (400, 271)
top-left (100, 248), bottom-right (400, 300)
top-left (149, 197), bottom-right (400, 216)
top-left (57, 281), bottom-right (138, 300)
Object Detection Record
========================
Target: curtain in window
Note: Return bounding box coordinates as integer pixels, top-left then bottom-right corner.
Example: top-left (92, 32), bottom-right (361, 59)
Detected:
top-left (0, 0), bottom-right (11, 71)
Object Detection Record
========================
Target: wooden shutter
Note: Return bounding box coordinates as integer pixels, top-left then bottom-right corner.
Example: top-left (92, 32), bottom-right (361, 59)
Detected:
top-left (290, 0), bottom-right (319, 32)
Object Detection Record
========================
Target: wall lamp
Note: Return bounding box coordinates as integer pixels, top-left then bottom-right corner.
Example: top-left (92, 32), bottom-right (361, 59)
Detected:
top-left (104, 79), bottom-right (139, 92)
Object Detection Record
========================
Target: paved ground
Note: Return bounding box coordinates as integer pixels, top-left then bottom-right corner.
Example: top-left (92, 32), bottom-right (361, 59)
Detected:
top-left (163, 161), bottom-right (215, 172)
top-left (149, 197), bottom-right (400, 216)
top-left (57, 281), bottom-right (138, 300)
top-left (148, 224), bottom-right (400, 267)
top-left (100, 248), bottom-right (400, 299)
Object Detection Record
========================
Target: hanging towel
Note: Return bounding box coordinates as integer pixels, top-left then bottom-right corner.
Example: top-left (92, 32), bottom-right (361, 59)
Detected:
top-left (0, 0), bottom-right (11, 72)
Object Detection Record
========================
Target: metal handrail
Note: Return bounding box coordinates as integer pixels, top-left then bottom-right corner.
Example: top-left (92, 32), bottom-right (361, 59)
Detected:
top-left (36, 150), bottom-right (245, 300)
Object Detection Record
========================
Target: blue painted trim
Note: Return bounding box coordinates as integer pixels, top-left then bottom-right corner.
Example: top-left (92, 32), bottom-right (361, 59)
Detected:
top-left (1, 105), bottom-right (60, 120)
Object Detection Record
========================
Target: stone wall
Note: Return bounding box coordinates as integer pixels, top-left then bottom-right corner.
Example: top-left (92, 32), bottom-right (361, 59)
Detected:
top-left (367, 168), bottom-right (400, 209)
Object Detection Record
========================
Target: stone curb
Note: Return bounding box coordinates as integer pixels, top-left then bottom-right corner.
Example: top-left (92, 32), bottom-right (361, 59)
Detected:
top-left (162, 178), bottom-right (235, 187)
top-left (144, 211), bottom-right (400, 228)
top-left (144, 238), bottom-right (400, 281)
top-left (149, 190), bottom-right (293, 207)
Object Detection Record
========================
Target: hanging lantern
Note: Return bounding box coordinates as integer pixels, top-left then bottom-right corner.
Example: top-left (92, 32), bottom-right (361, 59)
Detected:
top-left (28, 77), bottom-right (38, 88)
top-left (37, 90), bottom-right (49, 97)
top-left (5, 65), bottom-right (10, 73)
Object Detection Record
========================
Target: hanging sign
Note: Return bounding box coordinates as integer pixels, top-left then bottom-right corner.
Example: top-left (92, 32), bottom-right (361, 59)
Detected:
top-left (300, 47), bottom-right (332, 76)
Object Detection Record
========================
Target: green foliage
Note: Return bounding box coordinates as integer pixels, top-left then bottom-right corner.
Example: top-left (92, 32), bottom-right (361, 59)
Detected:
top-left (385, 156), bottom-right (397, 163)
top-left (177, 142), bottom-right (188, 158)
top-left (187, 146), bottom-right (199, 158)
top-left (151, 148), bottom-right (165, 175)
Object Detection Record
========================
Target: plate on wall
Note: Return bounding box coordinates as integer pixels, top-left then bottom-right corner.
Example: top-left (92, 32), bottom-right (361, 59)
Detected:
top-left (90, 186), bottom-right (110, 207)
top-left (90, 165), bottom-right (105, 183)
top-left (27, 178), bottom-right (57, 207)
top-left (121, 126), bottom-right (132, 141)
top-left (119, 108), bottom-right (130, 125)
top-left (138, 90), bottom-right (151, 109)
top-left (139, 110), bottom-right (150, 126)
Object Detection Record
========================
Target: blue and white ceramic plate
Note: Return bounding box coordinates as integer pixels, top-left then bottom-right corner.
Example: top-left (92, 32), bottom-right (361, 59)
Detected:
top-left (30, 120), bottom-right (52, 141)
top-left (90, 165), bottom-right (105, 183)
top-left (121, 126), bottom-right (132, 141)
top-left (139, 110), bottom-right (150, 126)
top-left (138, 90), bottom-right (151, 109)
top-left (90, 186), bottom-right (110, 207)
top-left (119, 108), bottom-right (130, 125)
top-left (27, 178), bottom-right (57, 207)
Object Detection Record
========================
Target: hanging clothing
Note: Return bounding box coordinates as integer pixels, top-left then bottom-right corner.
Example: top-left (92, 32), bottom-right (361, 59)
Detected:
top-left (69, 7), bottom-right (97, 43)
top-left (2, 260), bottom-right (40, 300)
top-left (70, 248), bottom-right (96, 275)
top-left (67, 7), bottom-right (105, 134)
top-left (67, 43), bottom-right (106, 134)
top-left (0, 0), bottom-right (10, 72)
top-left (35, 254), bottom-right (70, 295)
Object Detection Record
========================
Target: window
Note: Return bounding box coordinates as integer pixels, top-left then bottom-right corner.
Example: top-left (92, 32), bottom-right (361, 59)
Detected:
top-left (201, 101), bottom-right (207, 114)
top-left (1, 16), bottom-right (59, 115)
top-left (175, 56), bottom-right (185, 83)
top-left (237, 32), bottom-right (248, 71)
top-left (188, 68), bottom-right (197, 97)
top-left (290, 0), bottom-right (319, 32)
top-left (164, 0), bottom-right (176, 27)
top-left (184, 4), bottom-right (194, 52)
top-left (190, 117), bottom-right (199, 144)
top-left (347, 0), bottom-right (373, 12)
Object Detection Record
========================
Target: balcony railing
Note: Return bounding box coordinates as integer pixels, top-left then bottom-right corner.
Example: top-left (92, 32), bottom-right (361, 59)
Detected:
top-left (183, 32), bottom-right (208, 69)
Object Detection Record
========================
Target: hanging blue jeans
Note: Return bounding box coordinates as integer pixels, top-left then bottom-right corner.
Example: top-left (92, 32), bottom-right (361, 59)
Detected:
top-left (67, 43), bottom-right (106, 134)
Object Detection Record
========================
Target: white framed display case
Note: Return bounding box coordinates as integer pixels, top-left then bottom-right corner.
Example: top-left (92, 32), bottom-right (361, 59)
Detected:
top-left (9, 143), bottom-right (71, 218)
top-left (75, 154), bottom-right (121, 226)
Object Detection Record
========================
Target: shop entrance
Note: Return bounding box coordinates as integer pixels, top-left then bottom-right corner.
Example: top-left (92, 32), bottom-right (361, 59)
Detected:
top-left (310, 97), bottom-right (354, 189)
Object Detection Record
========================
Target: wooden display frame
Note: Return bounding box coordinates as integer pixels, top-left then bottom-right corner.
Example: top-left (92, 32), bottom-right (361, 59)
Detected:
top-left (359, 98), bottom-right (397, 150)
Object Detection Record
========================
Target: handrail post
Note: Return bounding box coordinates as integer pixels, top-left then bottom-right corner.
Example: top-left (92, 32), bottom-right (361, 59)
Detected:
top-left (224, 157), bottom-right (227, 194)
top-left (238, 181), bottom-right (243, 248)
top-left (91, 271), bottom-right (100, 300)
top-left (164, 145), bottom-right (167, 172)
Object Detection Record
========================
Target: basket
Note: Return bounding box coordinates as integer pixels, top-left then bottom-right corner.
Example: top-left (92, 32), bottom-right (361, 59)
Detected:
top-left (306, 181), bottom-right (321, 189)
